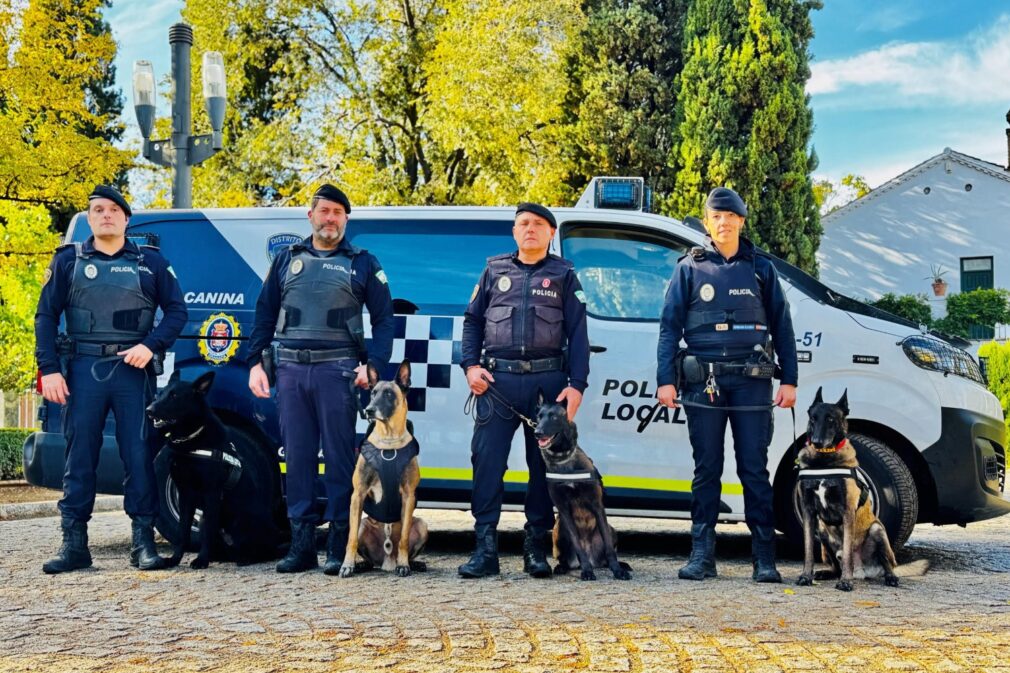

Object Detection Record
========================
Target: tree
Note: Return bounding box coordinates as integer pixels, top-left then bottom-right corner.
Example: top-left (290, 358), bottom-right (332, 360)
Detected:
top-left (933, 289), bottom-right (1010, 339)
top-left (813, 173), bottom-right (870, 214)
top-left (867, 292), bottom-right (932, 326)
top-left (0, 0), bottom-right (132, 228)
top-left (562, 0), bottom-right (687, 199)
top-left (668, 0), bottom-right (822, 274)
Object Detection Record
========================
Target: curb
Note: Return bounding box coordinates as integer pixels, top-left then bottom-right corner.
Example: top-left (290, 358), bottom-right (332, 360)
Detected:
top-left (0, 495), bottom-right (123, 522)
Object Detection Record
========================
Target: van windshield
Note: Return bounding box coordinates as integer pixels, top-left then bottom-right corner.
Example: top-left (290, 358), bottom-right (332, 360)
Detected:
top-left (348, 218), bottom-right (515, 315)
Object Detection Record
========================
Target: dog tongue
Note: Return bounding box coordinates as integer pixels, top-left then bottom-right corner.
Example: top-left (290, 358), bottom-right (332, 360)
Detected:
top-left (537, 436), bottom-right (552, 448)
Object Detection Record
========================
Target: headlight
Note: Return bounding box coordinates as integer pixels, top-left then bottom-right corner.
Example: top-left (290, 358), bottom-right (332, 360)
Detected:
top-left (900, 335), bottom-right (986, 386)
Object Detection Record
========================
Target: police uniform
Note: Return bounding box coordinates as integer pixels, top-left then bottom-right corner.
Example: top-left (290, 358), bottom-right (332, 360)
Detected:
top-left (457, 203), bottom-right (590, 578)
top-left (35, 186), bottom-right (187, 574)
top-left (656, 188), bottom-right (798, 582)
top-left (247, 186), bottom-right (394, 574)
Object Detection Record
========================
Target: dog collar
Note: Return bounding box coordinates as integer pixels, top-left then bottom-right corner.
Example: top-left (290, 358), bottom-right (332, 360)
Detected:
top-left (168, 425), bottom-right (205, 444)
top-left (369, 431), bottom-right (411, 449)
top-left (811, 438), bottom-right (847, 453)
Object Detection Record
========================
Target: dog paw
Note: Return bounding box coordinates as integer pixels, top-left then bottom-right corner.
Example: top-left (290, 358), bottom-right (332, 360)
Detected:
top-left (395, 565), bottom-right (411, 577)
top-left (612, 568), bottom-right (632, 581)
top-left (814, 569), bottom-right (838, 581)
top-left (796, 575), bottom-right (813, 586)
top-left (338, 564), bottom-right (355, 578)
top-left (580, 569), bottom-right (597, 581)
top-left (165, 556), bottom-right (183, 569)
top-left (409, 560), bottom-right (427, 572)
top-left (835, 580), bottom-right (853, 592)
top-left (884, 575), bottom-right (900, 588)
top-left (553, 564), bottom-right (570, 575)
top-left (190, 557), bottom-right (209, 570)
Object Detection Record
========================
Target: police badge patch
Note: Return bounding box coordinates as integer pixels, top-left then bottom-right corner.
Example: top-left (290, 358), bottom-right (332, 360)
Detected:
top-left (376, 269), bottom-right (388, 284)
top-left (574, 289), bottom-right (587, 303)
top-left (470, 284), bottom-right (479, 302)
top-left (84, 264), bottom-right (98, 280)
top-left (497, 276), bottom-right (512, 292)
top-left (42, 267), bottom-right (52, 286)
top-left (290, 258), bottom-right (304, 275)
top-left (700, 283), bottom-right (715, 302)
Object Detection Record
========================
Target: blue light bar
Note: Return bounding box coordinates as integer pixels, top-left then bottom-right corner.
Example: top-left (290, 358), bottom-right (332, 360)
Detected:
top-left (595, 179), bottom-right (641, 210)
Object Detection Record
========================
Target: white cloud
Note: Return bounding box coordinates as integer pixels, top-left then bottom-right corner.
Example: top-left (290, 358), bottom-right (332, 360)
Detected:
top-left (855, 3), bottom-right (924, 33)
top-left (809, 14), bottom-right (1010, 103)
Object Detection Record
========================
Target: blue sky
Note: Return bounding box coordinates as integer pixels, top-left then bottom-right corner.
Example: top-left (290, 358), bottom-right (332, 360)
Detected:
top-left (105, 0), bottom-right (1010, 193)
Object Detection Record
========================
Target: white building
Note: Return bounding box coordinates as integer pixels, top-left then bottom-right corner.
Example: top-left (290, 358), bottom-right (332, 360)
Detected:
top-left (817, 146), bottom-right (1010, 333)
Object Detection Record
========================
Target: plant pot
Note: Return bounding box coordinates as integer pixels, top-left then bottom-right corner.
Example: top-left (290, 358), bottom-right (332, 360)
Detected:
top-left (932, 280), bottom-right (948, 297)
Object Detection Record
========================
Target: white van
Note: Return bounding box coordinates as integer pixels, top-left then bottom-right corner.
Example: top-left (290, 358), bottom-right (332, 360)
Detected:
top-left (24, 177), bottom-right (1009, 548)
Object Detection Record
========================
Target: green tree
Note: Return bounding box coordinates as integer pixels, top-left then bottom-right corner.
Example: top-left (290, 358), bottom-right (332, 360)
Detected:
top-left (933, 289), bottom-right (1010, 339)
top-left (867, 292), bottom-right (932, 326)
top-left (814, 173), bottom-right (870, 214)
top-left (0, 0), bottom-right (132, 227)
top-left (668, 0), bottom-right (822, 274)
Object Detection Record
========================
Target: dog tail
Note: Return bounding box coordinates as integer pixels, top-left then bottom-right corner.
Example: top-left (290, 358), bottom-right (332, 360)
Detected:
top-left (894, 559), bottom-right (930, 577)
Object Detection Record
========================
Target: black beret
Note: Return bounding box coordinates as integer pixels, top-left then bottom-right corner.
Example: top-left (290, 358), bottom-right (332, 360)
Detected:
top-left (705, 187), bottom-right (747, 218)
top-left (515, 202), bottom-right (556, 228)
top-left (88, 185), bottom-right (131, 217)
top-left (312, 184), bottom-right (351, 213)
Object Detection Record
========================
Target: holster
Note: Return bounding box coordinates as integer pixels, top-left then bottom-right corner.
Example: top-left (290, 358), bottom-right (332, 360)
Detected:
top-left (149, 351), bottom-right (165, 377)
top-left (261, 344), bottom-right (277, 386)
top-left (55, 334), bottom-right (73, 377)
top-left (680, 354), bottom-right (706, 384)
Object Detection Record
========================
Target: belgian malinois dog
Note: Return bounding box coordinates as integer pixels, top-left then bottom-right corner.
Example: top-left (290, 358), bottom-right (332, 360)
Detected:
top-left (796, 387), bottom-right (928, 590)
top-left (534, 393), bottom-right (631, 581)
top-left (339, 360), bottom-right (428, 578)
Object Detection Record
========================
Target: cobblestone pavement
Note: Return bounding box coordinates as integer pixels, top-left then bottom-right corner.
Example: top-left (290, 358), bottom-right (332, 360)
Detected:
top-left (2, 509), bottom-right (1009, 673)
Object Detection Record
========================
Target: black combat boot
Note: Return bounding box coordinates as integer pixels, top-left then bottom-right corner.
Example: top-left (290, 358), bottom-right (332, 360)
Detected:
top-left (457, 524), bottom-right (500, 578)
top-left (43, 516), bottom-right (93, 575)
top-left (522, 525), bottom-right (552, 578)
top-left (276, 520), bottom-right (319, 573)
top-left (678, 523), bottom-right (718, 580)
top-left (750, 525), bottom-right (783, 583)
top-left (129, 515), bottom-right (167, 570)
top-left (322, 521), bottom-right (349, 576)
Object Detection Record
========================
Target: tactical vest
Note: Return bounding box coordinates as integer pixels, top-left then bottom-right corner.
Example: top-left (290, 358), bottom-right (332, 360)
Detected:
top-left (683, 247), bottom-right (768, 352)
top-left (277, 246), bottom-right (364, 348)
top-left (360, 438), bottom-right (420, 524)
top-left (64, 243), bottom-right (155, 344)
top-left (483, 254), bottom-right (569, 355)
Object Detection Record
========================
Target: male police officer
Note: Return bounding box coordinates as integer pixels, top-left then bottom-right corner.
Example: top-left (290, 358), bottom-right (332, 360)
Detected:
top-left (247, 184), bottom-right (394, 574)
top-left (656, 187), bottom-right (798, 583)
top-left (458, 203), bottom-right (590, 579)
top-left (35, 185), bottom-right (188, 574)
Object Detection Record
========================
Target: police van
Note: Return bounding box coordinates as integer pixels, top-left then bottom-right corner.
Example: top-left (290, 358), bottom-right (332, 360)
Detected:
top-left (23, 177), bottom-right (1009, 549)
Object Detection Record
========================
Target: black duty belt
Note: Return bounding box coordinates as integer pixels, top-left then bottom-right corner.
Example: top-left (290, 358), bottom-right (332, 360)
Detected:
top-left (685, 308), bottom-right (766, 331)
top-left (481, 356), bottom-right (563, 374)
top-left (72, 342), bottom-right (139, 356)
top-left (277, 347), bottom-right (359, 364)
top-left (699, 360), bottom-right (776, 378)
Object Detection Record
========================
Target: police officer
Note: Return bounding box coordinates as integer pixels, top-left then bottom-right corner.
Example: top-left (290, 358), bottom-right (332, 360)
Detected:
top-left (458, 203), bottom-right (590, 579)
top-left (35, 185), bottom-right (188, 574)
top-left (247, 184), bottom-right (394, 574)
top-left (656, 187), bottom-right (798, 583)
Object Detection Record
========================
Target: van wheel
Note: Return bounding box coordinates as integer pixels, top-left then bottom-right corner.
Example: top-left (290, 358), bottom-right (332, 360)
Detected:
top-left (777, 433), bottom-right (918, 551)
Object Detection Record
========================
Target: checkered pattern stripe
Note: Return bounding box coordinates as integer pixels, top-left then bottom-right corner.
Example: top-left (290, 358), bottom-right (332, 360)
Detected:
top-left (363, 314), bottom-right (464, 412)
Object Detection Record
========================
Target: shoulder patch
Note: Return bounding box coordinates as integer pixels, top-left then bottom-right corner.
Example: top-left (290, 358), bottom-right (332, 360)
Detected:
top-left (470, 283), bottom-right (480, 302)
top-left (42, 267), bottom-right (52, 287)
top-left (167, 265), bottom-right (177, 278)
top-left (574, 289), bottom-right (586, 304)
top-left (375, 269), bottom-right (388, 284)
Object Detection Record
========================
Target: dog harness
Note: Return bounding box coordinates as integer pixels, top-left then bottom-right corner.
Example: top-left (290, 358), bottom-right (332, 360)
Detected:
top-left (545, 464), bottom-right (603, 484)
top-left (796, 466), bottom-right (870, 508)
top-left (168, 428), bottom-right (243, 490)
top-left (359, 437), bottom-right (420, 523)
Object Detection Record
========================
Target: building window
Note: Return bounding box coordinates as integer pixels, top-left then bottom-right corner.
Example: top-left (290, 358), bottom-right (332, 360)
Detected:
top-left (960, 256), bottom-right (995, 339)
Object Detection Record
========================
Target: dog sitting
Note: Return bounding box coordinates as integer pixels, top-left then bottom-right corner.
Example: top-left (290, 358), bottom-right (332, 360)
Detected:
top-left (339, 360), bottom-right (428, 578)
top-left (147, 370), bottom-right (284, 569)
top-left (533, 393), bottom-right (631, 581)
top-left (796, 387), bottom-right (928, 590)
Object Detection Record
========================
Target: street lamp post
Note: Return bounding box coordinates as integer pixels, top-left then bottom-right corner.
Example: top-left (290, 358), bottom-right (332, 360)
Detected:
top-left (132, 22), bottom-right (226, 209)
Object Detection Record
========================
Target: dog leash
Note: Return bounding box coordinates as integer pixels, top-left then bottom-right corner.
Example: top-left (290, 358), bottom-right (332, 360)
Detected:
top-left (464, 376), bottom-right (537, 429)
top-left (345, 371), bottom-right (367, 421)
top-left (90, 354), bottom-right (156, 440)
top-left (638, 398), bottom-right (797, 446)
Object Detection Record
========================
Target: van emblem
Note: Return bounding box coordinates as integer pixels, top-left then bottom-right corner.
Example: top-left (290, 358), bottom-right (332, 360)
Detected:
top-left (267, 233), bottom-right (302, 262)
top-left (542, 278), bottom-right (551, 288)
top-left (700, 283), bottom-right (715, 302)
top-left (84, 264), bottom-right (98, 279)
top-left (198, 312), bottom-right (241, 365)
top-left (498, 276), bottom-right (512, 292)
top-left (290, 259), bottom-right (304, 275)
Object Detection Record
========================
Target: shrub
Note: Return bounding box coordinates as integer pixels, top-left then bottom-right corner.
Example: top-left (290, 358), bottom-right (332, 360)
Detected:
top-left (933, 289), bottom-right (1010, 338)
top-left (978, 341), bottom-right (1010, 438)
top-left (0, 428), bottom-right (30, 480)
top-left (867, 293), bottom-right (932, 326)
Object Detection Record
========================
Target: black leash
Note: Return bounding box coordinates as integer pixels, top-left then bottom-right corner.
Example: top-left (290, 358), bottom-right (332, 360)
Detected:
top-left (345, 370), bottom-right (367, 421)
top-left (637, 397), bottom-right (797, 446)
top-left (464, 376), bottom-right (537, 429)
top-left (89, 355), bottom-right (156, 441)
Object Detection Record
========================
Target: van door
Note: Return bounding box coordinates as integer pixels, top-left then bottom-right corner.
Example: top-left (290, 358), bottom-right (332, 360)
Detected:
top-left (559, 222), bottom-right (699, 513)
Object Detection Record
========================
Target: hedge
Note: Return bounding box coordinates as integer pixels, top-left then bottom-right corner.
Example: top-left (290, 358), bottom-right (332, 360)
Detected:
top-left (0, 428), bottom-right (30, 480)
top-left (978, 341), bottom-right (1010, 438)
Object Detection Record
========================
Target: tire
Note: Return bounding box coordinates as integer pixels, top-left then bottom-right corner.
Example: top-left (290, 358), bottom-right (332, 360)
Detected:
top-left (777, 432), bottom-right (918, 551)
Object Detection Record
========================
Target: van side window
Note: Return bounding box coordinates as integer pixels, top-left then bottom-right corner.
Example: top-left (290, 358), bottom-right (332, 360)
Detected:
top-left (563, 225), bottom-right (689, 321)
top-left (348, 218), bottom-right (515, 315)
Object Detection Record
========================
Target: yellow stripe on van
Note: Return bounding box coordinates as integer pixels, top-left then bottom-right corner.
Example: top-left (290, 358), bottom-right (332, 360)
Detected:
top-left (279, 463), bottom-right (744, 495)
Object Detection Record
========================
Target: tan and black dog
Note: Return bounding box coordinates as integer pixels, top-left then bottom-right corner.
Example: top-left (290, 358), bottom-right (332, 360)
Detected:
top-left (534, 393), bottom-right (631, 581)
top-left (339, 360), bottom-right (428, 578)
top-left (796, 387), bottom-right (927, 590)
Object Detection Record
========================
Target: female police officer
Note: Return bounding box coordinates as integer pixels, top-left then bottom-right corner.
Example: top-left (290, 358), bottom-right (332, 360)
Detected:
top-left (35, 185), bottom-right (188, 574)
top-left (656, 187), bottom-right (798, 583)
top-left (457, 203), bottom-right (590, 579)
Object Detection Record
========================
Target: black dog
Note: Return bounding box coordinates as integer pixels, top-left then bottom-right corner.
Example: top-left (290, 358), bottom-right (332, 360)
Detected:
top-left (534, 393), bottom-right (631, 581)
top-left (796, 388), bottom-right (927, 590)
top-left (147, 371), bottom-right (284, 569)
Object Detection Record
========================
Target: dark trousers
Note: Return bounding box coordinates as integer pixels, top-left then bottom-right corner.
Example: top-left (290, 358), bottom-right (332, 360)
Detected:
top-left (60, 356), bottom-right (157, 522)
top-left (683, 373), bottom-right (775, 529)
top-left (469, 369), bottom-right (566, 531)
top-left (277, 359), bottom-right (358, 524)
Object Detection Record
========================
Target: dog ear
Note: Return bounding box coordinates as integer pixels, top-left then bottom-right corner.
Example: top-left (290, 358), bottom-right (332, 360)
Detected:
top-left (536, 388), bottom-right (545, 409)
top-left (837, 389), bottom-right (849, 415)
top-left (812, 386), bottom-right (823, 406)
top-left (366, 361), bottom-right (381, 389)
top-left (396, 359), bottom-right (411, 391)
top-left (193, 370), bottom-right (215, 396)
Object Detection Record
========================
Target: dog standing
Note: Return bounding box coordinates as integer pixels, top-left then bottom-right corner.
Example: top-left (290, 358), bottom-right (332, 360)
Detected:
top-left (147, 370), bottom-right (284, 569)
top-left (339, 360), bottom-right (428, 577)
top-left (796, 387), bottom-right (927, 590)
top-left (533, 394), bottom-right (631, 581)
